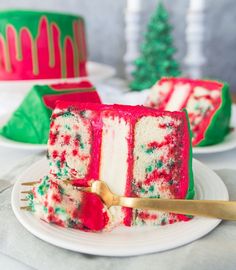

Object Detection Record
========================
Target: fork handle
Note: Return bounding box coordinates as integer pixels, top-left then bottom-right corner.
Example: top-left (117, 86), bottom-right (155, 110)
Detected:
top-left (116, 197), bottom-right (236, 220)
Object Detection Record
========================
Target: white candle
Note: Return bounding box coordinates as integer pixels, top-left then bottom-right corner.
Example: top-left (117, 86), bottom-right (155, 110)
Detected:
top-left (127, 0), bottom-right (142, 12)
top-left (190, 0), bottom-right (205, 10)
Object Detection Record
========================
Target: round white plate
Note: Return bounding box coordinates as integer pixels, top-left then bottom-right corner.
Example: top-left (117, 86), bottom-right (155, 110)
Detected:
top-left (193, 128), bottom-right (236, 154)
top-left (0, 114), bottom-right (47, 151)
top-left (11, 158), bottom-right (228, 257)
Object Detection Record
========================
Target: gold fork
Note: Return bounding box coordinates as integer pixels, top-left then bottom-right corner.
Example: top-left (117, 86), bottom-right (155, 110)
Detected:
top-left (81, 180), bottom-right (236, 220)
top-left (20, 180), bottom-right (236, 220)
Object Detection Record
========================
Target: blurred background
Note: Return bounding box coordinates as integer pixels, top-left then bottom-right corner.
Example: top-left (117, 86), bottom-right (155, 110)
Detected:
top-left (0, 0), bottom-right (236, 91)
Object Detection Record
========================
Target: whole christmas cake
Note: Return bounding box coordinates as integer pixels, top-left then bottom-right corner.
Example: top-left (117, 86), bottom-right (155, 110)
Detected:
top-left (0, 81), bottom-right (101, 144)
top-left (146, 78), bottom-right (232, 146)
top-left (27, 102), bottom-right (194, 231)
top-left (0, 10), bottom-right (87, 80)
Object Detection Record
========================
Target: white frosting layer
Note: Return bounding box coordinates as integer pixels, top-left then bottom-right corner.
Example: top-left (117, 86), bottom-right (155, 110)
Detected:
top-left (165, 83), bottom-right (191, 111)
top-left (100, 115), bottom-right (130, 224)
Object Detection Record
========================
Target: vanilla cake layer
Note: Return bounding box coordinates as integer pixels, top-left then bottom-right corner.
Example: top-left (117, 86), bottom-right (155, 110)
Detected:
top-left (43, 102), bottom-right (194, 229)
top-left (146, 78), bottom-right (232, 146)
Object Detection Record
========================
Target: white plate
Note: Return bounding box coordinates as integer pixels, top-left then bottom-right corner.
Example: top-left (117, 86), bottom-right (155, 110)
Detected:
top-left (193, 128), bottom-right (236, 154)
top-left (11, 158), bottom-right (228, 257)
top-left (0, 114), bottom-right (47, 151)
top-left (117, 91), bottom-right (236, 154)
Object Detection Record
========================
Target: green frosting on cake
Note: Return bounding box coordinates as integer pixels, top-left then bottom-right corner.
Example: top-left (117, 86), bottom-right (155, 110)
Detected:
top-left (0, 10), bottom-right (84, 46)
top-left (0, 86), bottom-right (52, 144)
top-left (0, 83), bottom-right (97, 144)
top-left (198, 82), bottom-right (232, 146)
top-left (184, 109), bottom-right (194, 200)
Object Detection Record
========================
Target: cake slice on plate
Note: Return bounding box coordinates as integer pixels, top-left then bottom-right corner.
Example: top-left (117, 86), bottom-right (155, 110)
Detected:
top-left (27, 176), bottom-right (110, 231)
top-left (145, 78), bottom-right (232, 146)
top-left (0, 81), bottom-right (101, 144)
top-left (28, 102), bottom-right (194, 231)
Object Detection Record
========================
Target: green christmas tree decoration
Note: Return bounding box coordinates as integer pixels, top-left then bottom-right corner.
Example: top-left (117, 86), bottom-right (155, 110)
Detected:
top-left (130, 2), bottom-right (181, 91)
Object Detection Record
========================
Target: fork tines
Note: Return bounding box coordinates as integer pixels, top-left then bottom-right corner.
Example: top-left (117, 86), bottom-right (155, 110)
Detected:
top-left (20, 181), bottom-right (35, 211)
top-left (20, 206), bottom-right (31, 211)
top-left (21, 181), bottom-right (40, 186)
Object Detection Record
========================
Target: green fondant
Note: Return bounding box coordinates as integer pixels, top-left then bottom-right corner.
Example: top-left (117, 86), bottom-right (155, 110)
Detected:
top-left (183, 109), bottom-right (195, 200)
top-left (0, 84), bottom-right (90, 144)
top-left (0, 87), bottom-right (51, 144)
top-left (197, 82), bottom-right (232, 146)
top-left (0, 10), bottom-right (84, 46)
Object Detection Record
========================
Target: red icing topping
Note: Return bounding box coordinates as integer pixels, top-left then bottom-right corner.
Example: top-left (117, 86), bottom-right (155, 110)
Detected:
top-left (50, 81), bottom-right (94, 90)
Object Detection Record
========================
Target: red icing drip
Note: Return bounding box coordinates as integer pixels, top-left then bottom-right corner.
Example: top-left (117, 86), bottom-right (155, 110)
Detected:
top-left (65, 37), bottom-right (74, 78)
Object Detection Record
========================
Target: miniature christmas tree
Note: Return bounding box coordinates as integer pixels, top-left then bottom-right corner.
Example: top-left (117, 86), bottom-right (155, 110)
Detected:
top-left (130, 3), bottom-right (181, 91)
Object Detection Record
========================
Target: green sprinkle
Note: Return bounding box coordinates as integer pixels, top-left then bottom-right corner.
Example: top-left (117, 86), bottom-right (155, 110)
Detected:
top-left (56, 160), bottom-right (61, 168)
top-left (140, 188), bottom-right (146, 194)
top-left (65, 124), bottom-right (71, 130)
top-left (169, 179), bottom-right (174, 185)
top-left (149, 194), bottom-right (160, 199)
top-left (62, 111), bottom-right (73, 117)
top-left (145, 148), bottom-right (154, 154)
top-left (161, 218), bottom-right (166, 225)
top-left (58, 185), bottom-right (65, 195)
top-left (80, 110), bottom-right (86, 117)
top-left (43, 206), bottom-right (48, 213)
top-left (149, 185), bottom-right (154, 192)
top-left (68, 218), bottom-right (78, 228)
top-left (80, 142), bottom-right (85, 149)
top-left (55, 207), bottom-right (66, 214)
top-left (156, 160), bottom-right (163, 168)
top-left (145, 165), bottom-right (154, 173)
top-left (27, 193), bottom-right (34, 201)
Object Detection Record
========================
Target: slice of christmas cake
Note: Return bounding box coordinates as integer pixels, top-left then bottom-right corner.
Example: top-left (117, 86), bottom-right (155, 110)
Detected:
top-left (27, 176), bottom-right (110, 231)
top-left (0, 81), bottom-right (101, 144)
top-left (145, 77), bottom-right (232, 146)
top-left (28, 102), bottom-right (194, 230)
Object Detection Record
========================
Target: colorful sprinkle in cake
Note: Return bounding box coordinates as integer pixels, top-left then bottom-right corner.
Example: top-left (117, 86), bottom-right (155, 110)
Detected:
top-left (28, 102), bottom-right (194, 231)
top-left (0, 10), bottom-right (87, 80)
top-left (146, 78), bottom-right (232, 146)
top-left (0, 81), bottom-right (101, 144)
